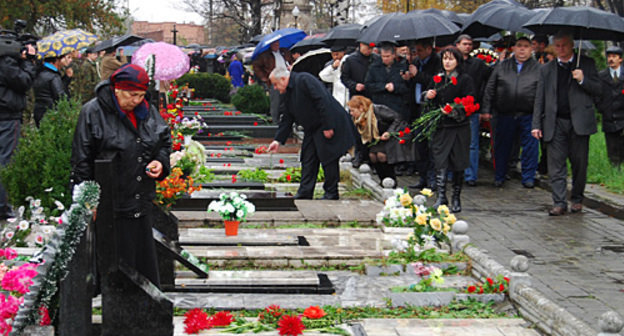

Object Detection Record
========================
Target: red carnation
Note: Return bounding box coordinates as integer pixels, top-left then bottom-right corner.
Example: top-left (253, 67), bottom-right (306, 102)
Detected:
top-left (235, 111), bottom-right (241, 115)
top-left (217, 153), bottom-right (222, 157)
top-left (467, 285), bottom-right (476, 294)
top-left (369, 42), bottom-right (376, 48)
top-left (485, 55), bottom-right (493, 63)
top-left (184, 308), bottom-right (211, 334)
top-left (167, 104), bottom-right (174, 110)
top-left (39, 306), bottom-right (51, 326)
top-left (504, 277), bottom-right (510, 283)
top-left (209, 311), bottom-right (233, 327)
top-left (451, 76), bottom-right (457, 85)
top-left (399, 139), bottom-right (406, 144)
top-left (454, 97), bottom-right (461, 104)
top-left (303, 306), bottom-right (327, 319)
top-left (195, 112), bottom-right (199, 116)
top-left (286, 174), bottom-right (292, 181)
top-left (404, 127), bottom-right (410, 134)
top-left (277, 315), bottom-right (305, 336)
top-left (398, 131), bottom-right (404, 137)
top-left (499, 283), bottom-right (506, 292)
top-left (173, 142), bottom-right (181, 151)
top-left (433, 75), bottom-right (442, 83)
top-left (232, 175), bottom-right (237, 183)
top-left (621, 89), bottom-right (624, 94)
top-left (443, 104), bottom-right (453, 114)
top-left (254, 121), bottom-right (259, 126)
top-left (479, 286), bottom-right (484, 294)
top-left (486, 278), bottom-right (494, 286)
top-left (266, 304), bottom-right (283, 318)
top-left (477, 54), bottom-right (486, 60)
top-left (226, 141), bottom-right (232, 146)
top-left (279, 159), bottom-right (285, 164)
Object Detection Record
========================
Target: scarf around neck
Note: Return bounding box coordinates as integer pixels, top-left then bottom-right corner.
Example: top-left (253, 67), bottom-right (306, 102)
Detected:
top-left (355, 104), bottom-right (380, 144)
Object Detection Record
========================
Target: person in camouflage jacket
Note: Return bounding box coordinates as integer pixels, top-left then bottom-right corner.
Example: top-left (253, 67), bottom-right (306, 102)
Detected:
top-left (74, 48), bottom-right (100, 104)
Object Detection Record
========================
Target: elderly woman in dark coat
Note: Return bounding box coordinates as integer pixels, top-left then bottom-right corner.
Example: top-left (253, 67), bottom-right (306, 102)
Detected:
top-left (70, 64), bottom-right (171, 287)
top-left (423, 47), bottom-right (475, 212)
top-left (347, 95), bottom-right (416, 185)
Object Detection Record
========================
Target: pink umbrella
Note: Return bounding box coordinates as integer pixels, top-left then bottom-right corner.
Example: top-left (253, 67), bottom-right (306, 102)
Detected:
top-left (132, 42), bottom-right (190, 80)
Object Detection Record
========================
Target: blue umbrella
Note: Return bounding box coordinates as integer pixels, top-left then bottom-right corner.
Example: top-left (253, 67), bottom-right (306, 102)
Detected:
top-left (251, 28), bottom-right (307, 60)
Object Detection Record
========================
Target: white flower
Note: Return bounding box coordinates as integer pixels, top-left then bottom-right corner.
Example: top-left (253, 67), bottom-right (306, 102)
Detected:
top-left (376, 213), bottom-right (385, 224)
top-left (5, 231), bottom-right (14, 239)
top-left (18, 220), bottom-right (29, 230)
top-left (35, 236), bottom-right (44, 245)
top-left (34, 199), bottom-right (41, 207)
top-left (236, 209), bottom-right (244, 219)
top-left (54, 200), bottom-right (65, 211)
top-left (6, 218), bottom-right (17, 224)
top-left (41, 225), bottom-right (54, 234)
top-left (44, 187), bottom-right (53, 192)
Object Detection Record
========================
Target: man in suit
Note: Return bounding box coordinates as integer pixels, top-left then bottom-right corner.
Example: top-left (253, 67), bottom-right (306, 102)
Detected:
top-left (268, 68), bottom-right (354, 200)
top-left (596, 46), bottom-right (624, 166)
top-left (252, 41), bottom-right (293, 124)
top-left (531, 30), bottom-right (601, 216)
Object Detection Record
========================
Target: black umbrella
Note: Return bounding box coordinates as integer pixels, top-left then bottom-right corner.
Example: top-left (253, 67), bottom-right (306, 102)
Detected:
top-left (95, 34), bottom-right (144, 52)
top-left (322, 23), bottom-right (363, 46)
top-left (410, 8), bottom-right (464, 27)
top-left (289, 36), bottom-right (327, 55)
top-left (523, 6), bottom-right (624, 41)
top-left (359, 12), bottom-right (460, 45)
top-left (461, 0), bottom-right (533, 38)
top-left (291, 48), bottom-right (332, 77)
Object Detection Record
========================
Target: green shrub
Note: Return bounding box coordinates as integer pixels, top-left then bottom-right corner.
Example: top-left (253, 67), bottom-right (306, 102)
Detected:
top-left (237, 168), bottom-right (269, 182)
top-left (0, 97), bottom-right (80, 211)
top-left (231, 84), bottom-right (269, 115)
top-left (177, 73), bottom-right (232, 103)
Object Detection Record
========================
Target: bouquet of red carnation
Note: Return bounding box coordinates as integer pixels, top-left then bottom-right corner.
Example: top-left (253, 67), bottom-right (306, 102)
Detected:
top-left (413, 94), bottom-right (480, 141)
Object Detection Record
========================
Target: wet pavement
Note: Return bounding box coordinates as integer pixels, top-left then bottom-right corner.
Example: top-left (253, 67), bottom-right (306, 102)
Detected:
top-left (396, 167), bottom-right (624, 333)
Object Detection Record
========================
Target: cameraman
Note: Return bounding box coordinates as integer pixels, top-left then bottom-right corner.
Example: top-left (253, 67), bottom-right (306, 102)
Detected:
top-left (0, 42), bottom-right (37, 219)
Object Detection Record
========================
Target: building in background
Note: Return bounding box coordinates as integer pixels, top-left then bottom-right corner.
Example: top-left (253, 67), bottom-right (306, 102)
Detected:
top-left (131, 21), bottom-right (206, 45)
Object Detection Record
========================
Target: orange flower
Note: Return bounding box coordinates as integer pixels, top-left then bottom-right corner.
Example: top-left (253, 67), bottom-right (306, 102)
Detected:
top-left (303, 306), bottom-right (326, 319)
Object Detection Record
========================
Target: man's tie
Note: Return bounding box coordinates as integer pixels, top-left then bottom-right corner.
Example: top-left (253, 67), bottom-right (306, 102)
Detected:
top-left (613, 71), bottom-right (619, 83)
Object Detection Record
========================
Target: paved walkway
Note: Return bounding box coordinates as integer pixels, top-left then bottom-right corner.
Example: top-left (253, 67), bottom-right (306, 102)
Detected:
top-left (396, 168), bottom-right (624, 333)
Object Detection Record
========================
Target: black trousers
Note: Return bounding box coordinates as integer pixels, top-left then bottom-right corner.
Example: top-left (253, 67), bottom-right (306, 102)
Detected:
top-left (298, 139), bottom-right (340, 198)
top-left (605, 129), bottom-right (624, 166)
top-left (547, 118), bottom-right (589, 208)
top-left (115, 213), bottom-right (160, 288)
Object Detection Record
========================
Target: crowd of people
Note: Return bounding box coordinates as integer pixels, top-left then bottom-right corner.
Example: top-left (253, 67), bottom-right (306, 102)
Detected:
top-left (260, 30), bottom-right (623, 217)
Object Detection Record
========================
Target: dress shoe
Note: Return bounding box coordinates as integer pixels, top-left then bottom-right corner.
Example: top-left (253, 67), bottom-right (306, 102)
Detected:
top-left (570, 203), bottom-right (583, 213)
top-left (465, 180), bottom-right (477, 187)
top-left (293, 193), bottom-right (313, 200)
top-left (522, 181), bottom-right (534, 189)
top-left (320, 194), bottom-right (339, 200)
top-left (493, 180), bottom-right (504, 188)
top-left (548, 206), bottom-right (567, 216)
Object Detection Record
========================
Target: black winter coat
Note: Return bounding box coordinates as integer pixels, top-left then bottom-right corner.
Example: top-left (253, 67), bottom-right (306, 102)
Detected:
top-left (482, 57), bottom-right (541, 116)
top-left (341, 50), bottom-right (379, 98)
top-left (365, 60), bottom-right (409, 118)
top-left (424, 71), bottom-right (475, 128)
top-left (407, 53), bottom-right (442, 118)
top-left (371, 104), bottom-right (416, 164)
top-left (464, 56), bottom-right (491, 104)
top-left (70, 81), bottom-right (171, 218)
top-left (596, 68), bottom-right (624, 133)
top-left (275, 72), bottom-right (354, 164)
top-left (0, 55), bottom-right (37, 120)
top-left (33, 65), bottom-right (67, 119)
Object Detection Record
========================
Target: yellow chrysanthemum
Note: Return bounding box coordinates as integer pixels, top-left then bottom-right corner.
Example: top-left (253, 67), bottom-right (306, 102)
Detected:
top-left (430, 218), bottom-right (442, 231)
top-left (399, 193), bottom-right (412, 207)
top-left (420, 188), bottom-right (433, 197)
top-left (444, 214), bottom-right (457, 225)
top-left (416, 213), bottom-right (428, 226)
top-left (443, 223), bottom-right (451, 234)
top-left (437, 204), bottom-right (450, 216)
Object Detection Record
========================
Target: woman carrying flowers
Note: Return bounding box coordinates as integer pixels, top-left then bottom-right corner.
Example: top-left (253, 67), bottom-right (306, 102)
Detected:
top-left (421, 47), bottom-right (475, 213)
top-left (347, 96), bottom-right (416, 185)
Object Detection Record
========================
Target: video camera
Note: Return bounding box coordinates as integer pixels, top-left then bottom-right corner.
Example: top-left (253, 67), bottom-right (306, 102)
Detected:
top-left (0, 19), bottom-right (38, 59)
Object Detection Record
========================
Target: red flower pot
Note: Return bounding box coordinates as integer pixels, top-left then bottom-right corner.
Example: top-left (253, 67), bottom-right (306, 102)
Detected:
top-left (224, 220), bottom-right (240, 236)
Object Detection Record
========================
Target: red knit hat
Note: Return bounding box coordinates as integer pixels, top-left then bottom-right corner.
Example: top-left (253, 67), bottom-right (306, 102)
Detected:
top-left (111, 64), bottom-right (149, 91)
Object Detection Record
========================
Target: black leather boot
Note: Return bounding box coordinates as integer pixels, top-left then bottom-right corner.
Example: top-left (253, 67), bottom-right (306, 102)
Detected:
top-left (432, 168), bottom-right (448, 209)
top-left (451, 171), bottom-right (463, 213)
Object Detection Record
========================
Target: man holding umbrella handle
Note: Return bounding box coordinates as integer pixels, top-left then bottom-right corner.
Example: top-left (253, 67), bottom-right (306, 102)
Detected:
top-left (531, 30), bottom-right (601, 216)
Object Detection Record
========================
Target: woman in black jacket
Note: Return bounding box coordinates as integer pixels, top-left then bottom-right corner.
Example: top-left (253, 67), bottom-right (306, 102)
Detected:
top-left (423, 47), bottom-right (475, 212)
top-left (33, 55), bottom-right (68, 127)
top-left (347, 95), bottom-right (416, 186)
top-left (70, 64), bottom-right (171, 287)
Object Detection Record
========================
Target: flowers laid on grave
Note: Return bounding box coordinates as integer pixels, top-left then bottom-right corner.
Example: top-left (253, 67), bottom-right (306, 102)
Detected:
top-left (465, 275), bottom-right (510, 295)
top-left (207, 192), bottom-right (256, 222)
top-left (391, 263), bottom-right (447, 293)
top-left (0, 247), bottom-right (40, 335)
top-left (155, 168), bottom-right (202, 210)
top-left (377, 188), bottom-right (456, 248)
top-left (0, 197), bottom-right (60, 248)
top-left (277, 315), bottom-right (305, 335)
top-left (277, 167), bottom-right (324, 183)
top-left (176, 115), bottom-right (207, 138)
top-left (179, 250), bottom-right (210, 274)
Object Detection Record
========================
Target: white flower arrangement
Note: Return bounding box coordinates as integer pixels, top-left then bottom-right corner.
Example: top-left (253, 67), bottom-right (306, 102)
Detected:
top-left (0, 195), bottom-right (64, 248)
top-left (207, 192), bottom-right (256, 221)
top-left (176, 116), bottom-right (207, 136)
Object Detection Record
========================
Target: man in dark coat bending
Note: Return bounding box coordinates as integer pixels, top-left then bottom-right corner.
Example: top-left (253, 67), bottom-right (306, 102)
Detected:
top-left (268, 68), bottom-right (354, 200)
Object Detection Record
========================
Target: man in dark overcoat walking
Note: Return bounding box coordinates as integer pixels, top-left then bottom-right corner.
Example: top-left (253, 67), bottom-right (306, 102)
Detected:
top-left (596, 46), bottom-right (624, 166)
top-left (531, 30), bottom-right (601, 216)
top-left (268, 68), bottom-right (354, 200)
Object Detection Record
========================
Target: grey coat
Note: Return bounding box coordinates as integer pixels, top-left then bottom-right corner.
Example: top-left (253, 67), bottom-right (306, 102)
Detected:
top-left (532, 55), bottom-right (601, 142)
